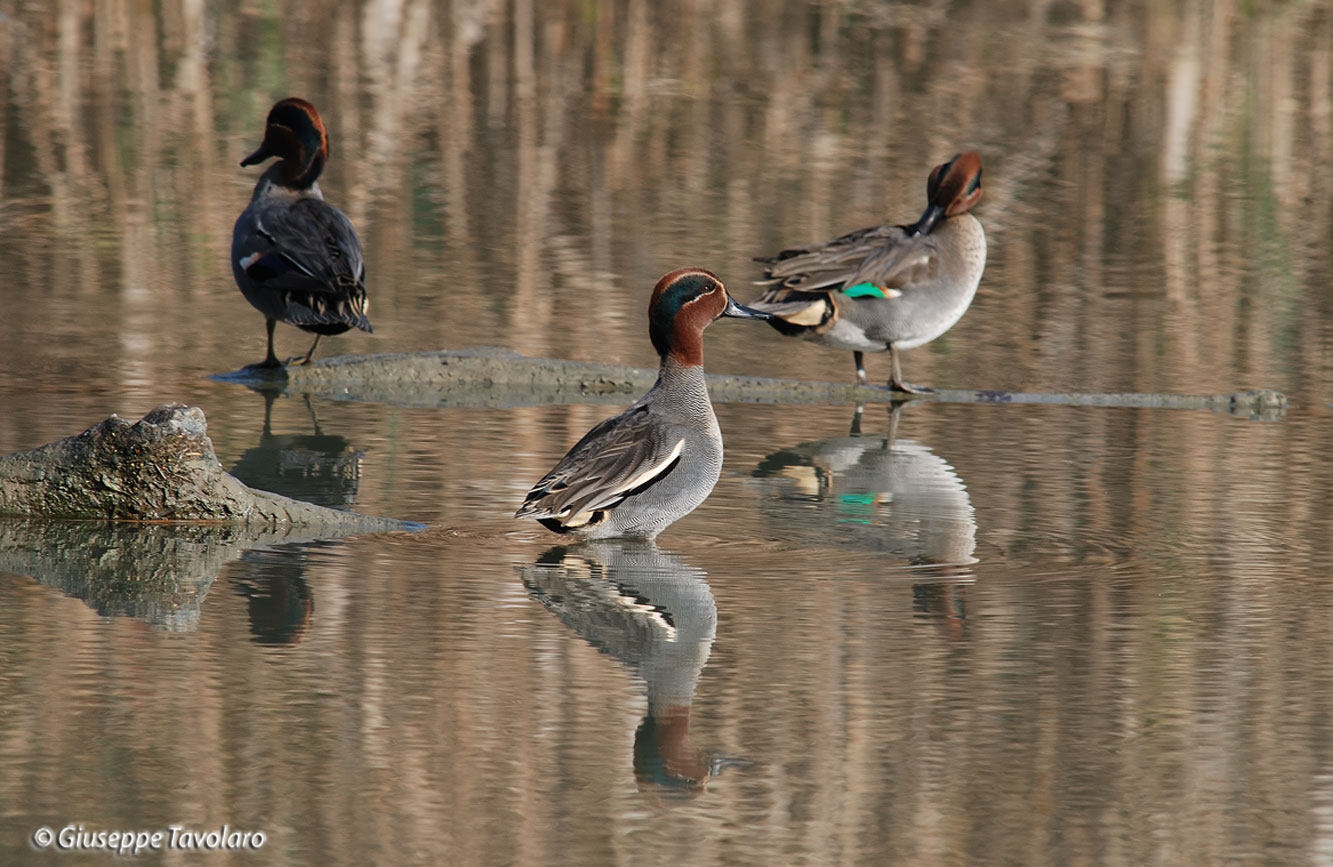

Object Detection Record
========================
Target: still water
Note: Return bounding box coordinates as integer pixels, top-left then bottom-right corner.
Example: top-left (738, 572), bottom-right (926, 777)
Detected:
top-left (2, 1), bottom-right (1332, 864)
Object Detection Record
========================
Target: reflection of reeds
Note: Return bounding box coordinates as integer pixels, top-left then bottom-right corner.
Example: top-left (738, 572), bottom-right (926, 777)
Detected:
top-left (3, 1), bottom-right (1326, 384)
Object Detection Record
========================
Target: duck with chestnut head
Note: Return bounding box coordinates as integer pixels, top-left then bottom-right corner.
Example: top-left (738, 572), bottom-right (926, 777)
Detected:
top-left (751, 152), bottom-right (986, 393)
top-left (232, 98), bottom-right (372, 368)
top-left (516, 268), bottom-right (771, 540)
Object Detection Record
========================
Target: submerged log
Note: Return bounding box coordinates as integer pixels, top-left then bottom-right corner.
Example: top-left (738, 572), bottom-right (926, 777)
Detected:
top-left (216, 348), bottom-right (1289, 421)
top-left (0, 404), bottom-right (410, 530)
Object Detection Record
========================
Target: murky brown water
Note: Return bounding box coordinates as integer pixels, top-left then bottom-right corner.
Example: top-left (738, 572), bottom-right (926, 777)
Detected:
top-left (2, 1), bottom-right (1332, 864)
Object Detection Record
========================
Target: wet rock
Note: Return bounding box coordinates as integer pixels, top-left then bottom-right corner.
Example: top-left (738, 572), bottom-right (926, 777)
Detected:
top-left (1227, 389), bottom-right (1289, 422)
top-left (0, 404), bottom-right (409, 530)
top-left (214, 348), bottom-right (1288, 420)
top-left (215, 346), bottom-right (872, 408)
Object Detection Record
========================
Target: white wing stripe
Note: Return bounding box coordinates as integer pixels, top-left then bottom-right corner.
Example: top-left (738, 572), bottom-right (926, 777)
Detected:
top-left (608, 438), bottom-right (685, 501)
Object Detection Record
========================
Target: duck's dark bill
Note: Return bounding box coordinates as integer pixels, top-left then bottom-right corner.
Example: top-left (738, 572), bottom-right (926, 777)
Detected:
top-left (240, 145), bottom-right (273, 167)
top-left (909, 203), bottom-right (946, 236)
top-left (723, 298), bottom-right (774, 320)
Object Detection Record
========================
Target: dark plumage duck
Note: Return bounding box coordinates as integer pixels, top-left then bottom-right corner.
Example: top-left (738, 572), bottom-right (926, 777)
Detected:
top-left (232, 98), bottom-right (371, 368)
top-left (751, 152), bottom-right (986, 393)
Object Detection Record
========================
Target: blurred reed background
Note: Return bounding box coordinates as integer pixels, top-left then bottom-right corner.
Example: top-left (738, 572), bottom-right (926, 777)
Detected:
top-left (1, 0), bottom-right (1328, 399)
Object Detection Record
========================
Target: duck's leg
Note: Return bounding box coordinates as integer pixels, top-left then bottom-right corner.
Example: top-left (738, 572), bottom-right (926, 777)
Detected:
top-left (250, 319), bottom-right (284, 369)
top-left (293, 334), bottom-right (322, 366)
top-left (887, 344), bottom-right (934, 394)
top-left (853, 351), bottom-right (868, 385)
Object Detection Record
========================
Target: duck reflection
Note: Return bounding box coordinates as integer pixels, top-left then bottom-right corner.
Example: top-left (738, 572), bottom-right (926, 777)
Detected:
top-left (752, 406), bottom-right (977, 566)
top-left (229, 391), bottom-right (364, 509)
top-left (229, 545), bottom-right (319, 646)
top-left (753, 406), bottom-right (976, 639)
top-left (520, 542), bottom-right (737, 797)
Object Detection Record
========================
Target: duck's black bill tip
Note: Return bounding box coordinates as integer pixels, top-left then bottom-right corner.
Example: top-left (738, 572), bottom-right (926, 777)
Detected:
top-left (240, 145), bottom-right (272, 167)
top-left (723, 298), bottom-right (774, 320)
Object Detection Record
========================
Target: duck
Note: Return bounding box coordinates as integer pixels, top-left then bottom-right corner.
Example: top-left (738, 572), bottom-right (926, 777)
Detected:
top-left (232, 97), bottom-right (372, 368)
top-left (515, 268), bottom-right (771, 539)
top-left (750, 152), bottom-right (985, 393)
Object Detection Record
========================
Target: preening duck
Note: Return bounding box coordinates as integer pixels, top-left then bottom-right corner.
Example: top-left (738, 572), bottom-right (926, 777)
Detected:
top-left (751, 152), bottom-right (985, 393)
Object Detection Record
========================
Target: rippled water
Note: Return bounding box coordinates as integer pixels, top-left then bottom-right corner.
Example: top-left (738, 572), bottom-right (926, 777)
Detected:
top-left (2, 1), bottom-right (1332, 865)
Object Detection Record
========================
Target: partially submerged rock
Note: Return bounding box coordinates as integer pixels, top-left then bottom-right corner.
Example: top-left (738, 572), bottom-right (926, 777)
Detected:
top-left (216, 346), bottom-right (896, 407)
top-left (215, 347), bottom-right (1288, 421)
top-left (0, 404), bottom-right (409, 531)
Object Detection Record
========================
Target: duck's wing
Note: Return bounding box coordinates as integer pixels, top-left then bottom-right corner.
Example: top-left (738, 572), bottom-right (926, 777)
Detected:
top-left (754, 223), bottom-right (937, 299)
top-left (841, 231), bottom-right (942, 296)
top-left (516, 405), bottom-right (685, 526)
top-left (235, 198), bottom-right (371, 331)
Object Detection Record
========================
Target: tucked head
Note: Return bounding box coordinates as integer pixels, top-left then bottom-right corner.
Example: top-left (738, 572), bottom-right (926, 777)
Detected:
top-left (240, 97), bottom-right (329, 188)
top-left (926, 152), bottom-right (982, 215)
top-left (648, 268), bottom-right (771, 363)
top-left (910, 152), bottom-right (982, 236)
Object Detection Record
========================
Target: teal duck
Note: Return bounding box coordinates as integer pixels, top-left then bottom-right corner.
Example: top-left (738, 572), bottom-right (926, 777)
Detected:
top-left (232, 98), bottom-right (371, 368)
top-left (515, 269), bottom-right (770, 539)
top-left (751, 152), bottom-right (985, 393)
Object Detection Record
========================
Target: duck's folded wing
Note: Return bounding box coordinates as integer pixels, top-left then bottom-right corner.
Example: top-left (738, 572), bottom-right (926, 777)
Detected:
top-left (754, 224), bottom-right (906, 293)
top-left (842, 233), bottom-right (940, 296)
top-left (238, 199), bottom-right (370, 330)
top-left (516, 406), bottom-right (685, 524)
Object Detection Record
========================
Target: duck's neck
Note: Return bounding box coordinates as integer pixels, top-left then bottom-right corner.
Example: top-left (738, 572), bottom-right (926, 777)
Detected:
top-left (282, 145), bottom-right (326, 190)
top-left (652, 353), bottom-right (711, 405)
top-left (254, 152), bottom-right (325, 195)
top-left (255, 164), bottom-right (323, 201)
